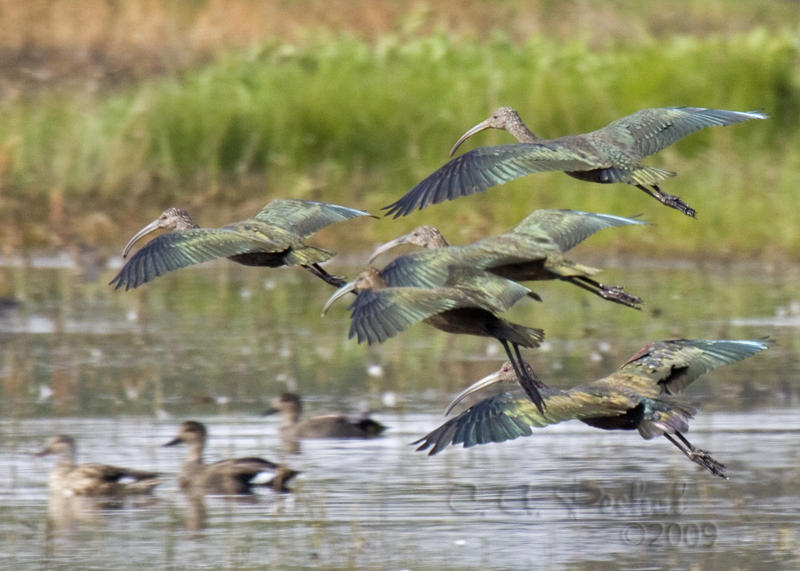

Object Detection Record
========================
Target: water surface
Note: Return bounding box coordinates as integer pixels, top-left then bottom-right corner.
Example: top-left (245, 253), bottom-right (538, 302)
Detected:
top-left (0, 256), bottom-right (798, 569)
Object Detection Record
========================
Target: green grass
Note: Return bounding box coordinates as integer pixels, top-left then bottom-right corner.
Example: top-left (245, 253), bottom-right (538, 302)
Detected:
top-left (2, 29), bottom-right (798, 257)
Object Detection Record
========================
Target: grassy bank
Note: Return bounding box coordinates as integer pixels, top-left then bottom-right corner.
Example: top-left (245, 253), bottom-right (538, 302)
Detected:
top-left (1, 27), bottom-right (798, 257)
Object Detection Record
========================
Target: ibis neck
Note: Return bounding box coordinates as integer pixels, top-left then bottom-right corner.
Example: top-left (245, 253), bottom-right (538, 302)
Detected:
top-left (507, 120), bottom-right (540, 143)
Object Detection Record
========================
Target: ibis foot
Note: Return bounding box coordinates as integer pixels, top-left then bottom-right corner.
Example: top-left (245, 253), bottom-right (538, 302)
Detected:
top-left (688, 448), bottom-right (728, 480)
top-left (599, 285), bottom-right (643, 310)
top-left (660, 193), bottom-right (697, 218)
top-left (636, 184), bottom-right (697, 218)
top-left (665, 431), bottom-right (729, 479)
top-left (570, 276), bottom-right (643, 310)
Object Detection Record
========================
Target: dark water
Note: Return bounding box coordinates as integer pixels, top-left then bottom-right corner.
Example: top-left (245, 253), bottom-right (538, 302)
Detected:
top-left (0, 255), bottom-right (799, 570)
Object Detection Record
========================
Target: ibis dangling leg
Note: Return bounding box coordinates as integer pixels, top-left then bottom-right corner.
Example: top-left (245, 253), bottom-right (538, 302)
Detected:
top-left (664, 431), bottom-right (727, 479)
top-left (498, 339), bottom-right (545, 413)
top-left (304, 263), bottom-right (347, 288)
top-left (566, 275), bottom-right (643, 310)
top-left (636, 184), bottom-right (697, 218)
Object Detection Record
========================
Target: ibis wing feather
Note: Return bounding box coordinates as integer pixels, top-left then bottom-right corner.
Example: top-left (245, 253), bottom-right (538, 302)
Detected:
top-left (110, 228), bottom-right (283, 290)
top-left (452, 270), bottom-right (532, 313)
top-left (618, 338), bottom-right (770, 394)
top-left (414, 388), bottom-right (632, 454)
top-left (283, 245), bottom-right (336, 266)
top-left (379, 249), bottom-right (460, 288)
top-left (378, 251), bottom-right (533, 313)
top-left (509, 209), bottom-right (646, 253)
top-left (346, 287), bottom-right (463, 345)
top-left (597, 107), bottom-right (768, 161)
top-left (254, 199), bottom-right (371, 237)
top-left (384, 143), bottom-right (601, 217)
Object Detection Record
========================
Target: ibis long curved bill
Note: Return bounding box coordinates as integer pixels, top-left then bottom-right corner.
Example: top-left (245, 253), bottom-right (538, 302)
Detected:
top-left (449, 117), bottom-right (494, 157)
top-left (111, 200), bottom-right (370, 290)
top-left (367, 226), bottom-right (449, 264)
top-left (122, 218), bottom-right (167, 258)
top-left (384, 106), bottom-right (769, 219)
top-left (367, 236), bottom-right (414, 265)
top-left (322, 280), bottom-right (357, 315)
top-left (415, 338), bottom-right (771, 479)
top-left (444, 367), bottom-right (510, 416)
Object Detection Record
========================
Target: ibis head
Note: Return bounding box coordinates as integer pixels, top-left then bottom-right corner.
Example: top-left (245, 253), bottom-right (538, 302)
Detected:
top-left (449, 106), bottom-right (531, 156)
top-left (367, 225), bottom-right (449, 264)
top-left (122, 207), bottom-right (196, 258)
top-left (322, 267), bottom-right (385, 315)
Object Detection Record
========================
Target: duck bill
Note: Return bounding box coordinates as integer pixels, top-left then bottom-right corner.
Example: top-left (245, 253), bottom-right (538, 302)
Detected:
top-left (444, 369), bottom-right (505, 416)
top-left (163, 437), bottom-right (183, 447)
top-left (122, 218), bottom-right (162, 258)
top-left (322, 280), bottom-right (357, 315)
top-left (449, 119), bottom-right (492, 157)
top-left (367, 234), bottom-right (414, 264)
top-left (261, 408), bottom-right (278, 417)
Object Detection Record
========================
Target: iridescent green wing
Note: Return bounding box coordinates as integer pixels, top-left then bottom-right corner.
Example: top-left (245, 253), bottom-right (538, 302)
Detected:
top-left (508, 209), bottom-right (646, 253)
top-left (596, 107), bottom-right (768, 161)
top-left (615, 338), bottom-right (770, 395)
top-left (378, 249), bottom-right (534, 311)
top-left (378, 248), bottom-right (462, 289)
top-left (253, 199), bottom-right (372, 238)
top-left (449, 268), bottom-right (532, 313)
top-left (382, 142), bottom-right (600, 217)
top-left (346, 287), bottom-right (465, 345)
top-left (413, 386), bottom-right (633, 455)
top-left (109, 227), bottom-right (284, 290)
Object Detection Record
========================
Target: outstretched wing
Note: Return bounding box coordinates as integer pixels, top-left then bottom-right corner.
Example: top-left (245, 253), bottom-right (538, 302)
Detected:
top-left (452, 269), bottom-right (532, 313)
top-left (617, 338), bottom-right (771, 395)
top-left (109, 227), bottom-right (282, 290)
top-left (346, 287), bottom-right (464, 345)
top-left (413, 386), bottom-right (632, 455)
top-left (509, 209), bottom-right (646, 253)
top-left (347, 278), bottom-right (529, 345)
top-left (596, 107), bottom-right (768, 161)
top-left (383, 142), bottom-right (601, 217)
top-left (378, 250), bottom-right (536, 312)
top-left (379, 248), bottom-right (462, 289)
top-left (254, 199), bottom-right (372, 237)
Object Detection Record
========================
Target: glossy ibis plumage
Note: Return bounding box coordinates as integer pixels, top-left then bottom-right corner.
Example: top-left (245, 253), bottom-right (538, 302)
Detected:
top-left (414, 339), bottom-right (770, 479)
top-left (323, 265), bottom-right (547, 411)
top-left (110, 199), bottom-right (372, 290)
top-left (369, 209), bottom-right (645, 308)
top-left (384, 106), bottom-right (767, 218)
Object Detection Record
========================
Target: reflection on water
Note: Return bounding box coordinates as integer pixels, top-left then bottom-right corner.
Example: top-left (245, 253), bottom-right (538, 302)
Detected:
top-left (0, 258), bottom-right (799, 569)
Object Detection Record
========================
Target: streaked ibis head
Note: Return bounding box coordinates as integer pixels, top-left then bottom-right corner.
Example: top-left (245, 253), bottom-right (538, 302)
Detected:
top-left (321, 267), bottom-right (385, 315)
top-left (367, 225), bottom-right (450, 264)
top-left (444, 360), bottom-right (525, 416)
top-left (449, 106), bottom-right (535, 156)
top-left (122, 207), bottom-right (197, 258)
top-left (386, 107), bottom-right (767, 219)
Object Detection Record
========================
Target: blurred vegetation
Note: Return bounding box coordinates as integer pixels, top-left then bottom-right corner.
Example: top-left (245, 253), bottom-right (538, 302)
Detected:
top-left (0, 0), bottom-right (798, 258)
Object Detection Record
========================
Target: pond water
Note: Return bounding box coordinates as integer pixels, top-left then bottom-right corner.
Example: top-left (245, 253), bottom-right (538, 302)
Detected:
top-left (0, 254), bottom-right (799, 570)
